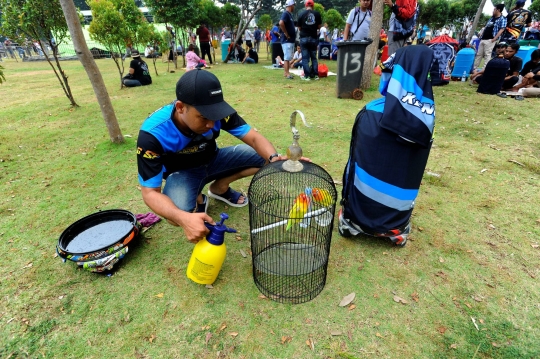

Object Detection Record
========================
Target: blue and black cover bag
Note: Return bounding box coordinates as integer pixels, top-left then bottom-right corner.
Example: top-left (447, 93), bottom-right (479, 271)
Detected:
top-left (341, 46), bottom-right (435, 234)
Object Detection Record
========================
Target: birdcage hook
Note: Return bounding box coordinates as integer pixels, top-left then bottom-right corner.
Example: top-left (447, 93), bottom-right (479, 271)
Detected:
top-left (283, 110), bottom-right (310, 173)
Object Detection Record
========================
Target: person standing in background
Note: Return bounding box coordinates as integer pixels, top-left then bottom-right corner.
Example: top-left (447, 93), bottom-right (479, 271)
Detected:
top-left (343, 0), bottom-right (372, 41)
top-left (196, 24), bottom-right (213, 65)
top-left (297, 0), bottom-right (322, 80)
top-left (253, 26), bottom-right (262, 52)
top-left (474, 4), bottom-right (507, 70)
top-left (280, 0), bottom-right (297, 79)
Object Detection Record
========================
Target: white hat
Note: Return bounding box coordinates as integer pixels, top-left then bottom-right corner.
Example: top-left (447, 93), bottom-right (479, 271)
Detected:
top-left (285, 0), bottom-right (295, 6)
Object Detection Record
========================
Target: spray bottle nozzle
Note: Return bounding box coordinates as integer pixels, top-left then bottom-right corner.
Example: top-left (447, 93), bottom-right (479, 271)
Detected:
top-left (218, 213), bottom-right (229, 226)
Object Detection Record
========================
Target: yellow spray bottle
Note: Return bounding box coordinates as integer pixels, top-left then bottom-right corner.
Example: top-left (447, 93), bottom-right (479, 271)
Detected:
top-left (187, 213), bottom-right (236, 285)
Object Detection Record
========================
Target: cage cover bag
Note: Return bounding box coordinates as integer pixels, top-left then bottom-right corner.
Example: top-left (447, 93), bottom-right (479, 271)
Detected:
top-left (341, 46), bottom-right (435, 234)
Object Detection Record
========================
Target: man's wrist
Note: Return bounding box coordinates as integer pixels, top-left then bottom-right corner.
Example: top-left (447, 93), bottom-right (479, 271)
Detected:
top-left (269, 153), bottom-right (281, 162)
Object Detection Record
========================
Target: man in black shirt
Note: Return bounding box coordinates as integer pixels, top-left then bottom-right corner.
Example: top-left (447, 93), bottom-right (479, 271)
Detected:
top-left (297, 0), bottom-right (322, 80)
top-left (502, 43), bottom-right (522, 90)
top-left (123, 50), bottom-right (152, 87)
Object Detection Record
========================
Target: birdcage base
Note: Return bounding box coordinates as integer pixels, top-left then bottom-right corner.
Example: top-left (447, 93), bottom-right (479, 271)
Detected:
top-left (252, 242), bottom-right (328, 304)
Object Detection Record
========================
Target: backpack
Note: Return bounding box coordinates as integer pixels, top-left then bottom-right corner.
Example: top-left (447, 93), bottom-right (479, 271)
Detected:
top-left (392, 0), bottom-right (418, 40)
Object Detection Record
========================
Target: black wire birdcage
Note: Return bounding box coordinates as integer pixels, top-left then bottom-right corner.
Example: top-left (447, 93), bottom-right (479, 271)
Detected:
top-left (248, 111), bottom-right (337, 304)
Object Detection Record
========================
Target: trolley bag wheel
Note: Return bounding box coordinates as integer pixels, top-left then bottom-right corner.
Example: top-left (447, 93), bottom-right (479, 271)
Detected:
top-left (352, 88), bottom-right (364, 100)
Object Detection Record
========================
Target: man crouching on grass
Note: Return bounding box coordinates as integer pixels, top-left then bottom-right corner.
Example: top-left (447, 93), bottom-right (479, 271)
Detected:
top-left (136, 69), bottom-right (287, 243)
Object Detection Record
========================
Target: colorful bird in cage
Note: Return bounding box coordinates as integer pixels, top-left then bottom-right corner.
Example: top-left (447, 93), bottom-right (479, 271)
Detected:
top-left (286, 193), bottom-right (311, 230)
top-left (310, 187), bottom-right (332, 207)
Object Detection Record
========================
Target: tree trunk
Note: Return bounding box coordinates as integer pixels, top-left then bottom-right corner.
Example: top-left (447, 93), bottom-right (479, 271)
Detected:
top-left (38, 37), bottom-right (79, 107)
top-left (224, 0), bottom-right (262, 63)
top-left (360, 0), bottom-right (384, 90)
top-left (59, 0), bottom-right (124, 144)
top-left (467, 0), bottom-right (488, 43)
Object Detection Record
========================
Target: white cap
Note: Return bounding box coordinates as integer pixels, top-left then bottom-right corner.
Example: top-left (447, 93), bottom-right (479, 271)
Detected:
top-left (285, 0), bottom-right (295, 6)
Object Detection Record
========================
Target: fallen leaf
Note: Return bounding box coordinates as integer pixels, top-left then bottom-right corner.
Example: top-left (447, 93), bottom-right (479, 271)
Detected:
top-left (450, 343), bottom-right (458, 349)
top-left (480, 168), bottom-right (488, 173)
top-left (465, 303), bottom-right (472, 308)
top-left (235, 235), bottom-right (242, 241)
top-left (348, 304), bottom-right (356, 311)
top-left (479, 318), bottom-right (485, 324)
top-left (473, 296), bottom-right (483, 302)
top-left (339, 293), bottom-right (356, 307)
top-left (411, 292), bottom-right (419, 302)
top-left (357, 265), bottom-right (364, 271)
top-left (488, 224), bottom-right (496, 230)
top-left (149, 334), bottom-right (156, 343)
top-left (281, 336), bottom-right (292, 344)
top-left (438, 326), bottom-right (447, 334)
top-left (239, 249), bottom-right (247, 258)
top-left (531, 244), bottom-right (539, 249)
top-left (107, 328), bottom-right (111, 333)
top-left (375, 332), bottom-right (383, 338)
top-left (373, 293), bottom-right (379, 298)
top-left (205, 284), bottom-right (214, 289)
top-left (219, 323), bottom-right (227, 332)
top-left (393, 295), bottom-right (408, 304)
top-left (258, 294), bottom-right (267, 299)
top-left (201, 325), bottom-right (210, 330)
top-left (205, 332), bottom-right (212, 346)
top-left (492, 342), bottom-right (500, 347)
top-left (306, 337), bottom-right (315, 350)
top-left (229, 332), bottom-right (239, 338)
top-left (154, 293), bottom-right (164, 298)
top-left (439, 257), bottom-right (444, 263)
top-left (330, 330), bottom-right (342, 336)
top-left (418, 226), bottom-right (424, 231)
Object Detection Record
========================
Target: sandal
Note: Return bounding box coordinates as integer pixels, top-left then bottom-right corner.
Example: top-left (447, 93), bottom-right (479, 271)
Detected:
top-left (514, 95), bottom-right (524, 101)
top-left (285, 75), bottom-right (294, 79)
top-left (195, 194), bottom-right (209, 213)
top-left (208, 187), bottom-right (248, 208)
top-left (496, 93), bottom-right (507, 98)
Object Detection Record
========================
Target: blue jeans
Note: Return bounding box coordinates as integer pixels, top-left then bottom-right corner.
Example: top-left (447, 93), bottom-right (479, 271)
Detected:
top-left (123, 79), bottom-right (142, 87)
top-left (163, 145), bottom-right (265, 212)
top-left (244, 57), bottom-right (255, 64)
top-left (300, 37), bottom-right (318, 78)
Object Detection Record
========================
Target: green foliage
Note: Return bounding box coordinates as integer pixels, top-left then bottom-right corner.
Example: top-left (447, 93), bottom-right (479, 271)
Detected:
top-left (419, 0), bottom-right (449, 29)
top-left (325, 8), bottom-right (345, 31)
top-left (257, 14), bottom-right (273, 31)
top-left (220, 3), bottom-right (242, 29)
top-left (145, 0), bottom-right (200, 29)
top-left (0, 0), bottom-right (69, 46)
top-left (88, 0), bottom-right (130, 55)
top-left (0, 64), bottom-right (5, 84)
top-left (198, 0), bottom-right (222, 30)
top-left (530, 0), bottom-right (540, 16)
top-left (314, 3), bottom-right (326, 23)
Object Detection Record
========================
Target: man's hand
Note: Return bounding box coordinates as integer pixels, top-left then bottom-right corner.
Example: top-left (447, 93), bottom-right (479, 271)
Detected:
top-left (177, 213), bottom-right (216, 244)
top-left (384, 0), bottom-right (393, 6)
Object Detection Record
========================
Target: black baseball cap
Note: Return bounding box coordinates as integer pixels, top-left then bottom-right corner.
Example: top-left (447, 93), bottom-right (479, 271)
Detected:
top-left (495, 3), bottom-right (505, 11)
top-left (175, 70), bottom-right (236, 121)
top-left (131, 50), bottom-right (140, 58)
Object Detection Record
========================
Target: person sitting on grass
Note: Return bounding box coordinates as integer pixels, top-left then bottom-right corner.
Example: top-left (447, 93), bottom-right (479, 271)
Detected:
top-left (137, 70), bottom-right (300, 243)
top-left (470, 42), bottom-right (508, 84)
top-left (291, 45), bottom-right (303, 68)
top-left (511, 49), bottom-right (540, 91)
top-left (186, 44), bottom-right (205, 71)
top-left (122, 50), bottom-right (152, 87)
top-left (242, 43), bottom-right (258, 64)
top-left (501, 43), bottom-right (522, 90)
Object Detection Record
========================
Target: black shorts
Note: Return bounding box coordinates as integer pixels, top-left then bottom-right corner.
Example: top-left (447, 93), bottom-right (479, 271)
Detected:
top-left (246, 40), bottom-right (253, 47)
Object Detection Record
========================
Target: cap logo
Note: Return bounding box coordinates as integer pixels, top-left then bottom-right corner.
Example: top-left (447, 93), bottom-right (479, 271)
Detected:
top-left (209, 89), bottom-right (222, 96)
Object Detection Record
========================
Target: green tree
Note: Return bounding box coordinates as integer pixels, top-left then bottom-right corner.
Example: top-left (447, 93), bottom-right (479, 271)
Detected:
top-left (220, 3), bottom-right (242, 29)
top-left (198, 0), bottom-right (222, 32)
top-left (0, 0), bottom-right (78, 106)
top-left (145, 0), bottom-right (200, 68)
top-left (418, 0), bottom-right (449, 30)
top-left (325, 8), bottom-right (345, 32)
top-left (314, 3), bottom-right (327, 23)
top-left (257, 14), bottom-right (273, 31)
top-left (88, 0), bottom-right (150, 88)
top-left (529, 0), bottom-right (540, 17)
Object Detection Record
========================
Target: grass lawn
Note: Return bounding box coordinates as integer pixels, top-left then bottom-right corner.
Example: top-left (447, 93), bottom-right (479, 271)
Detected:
top-left (1, 48), bottom-right (539, 359)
